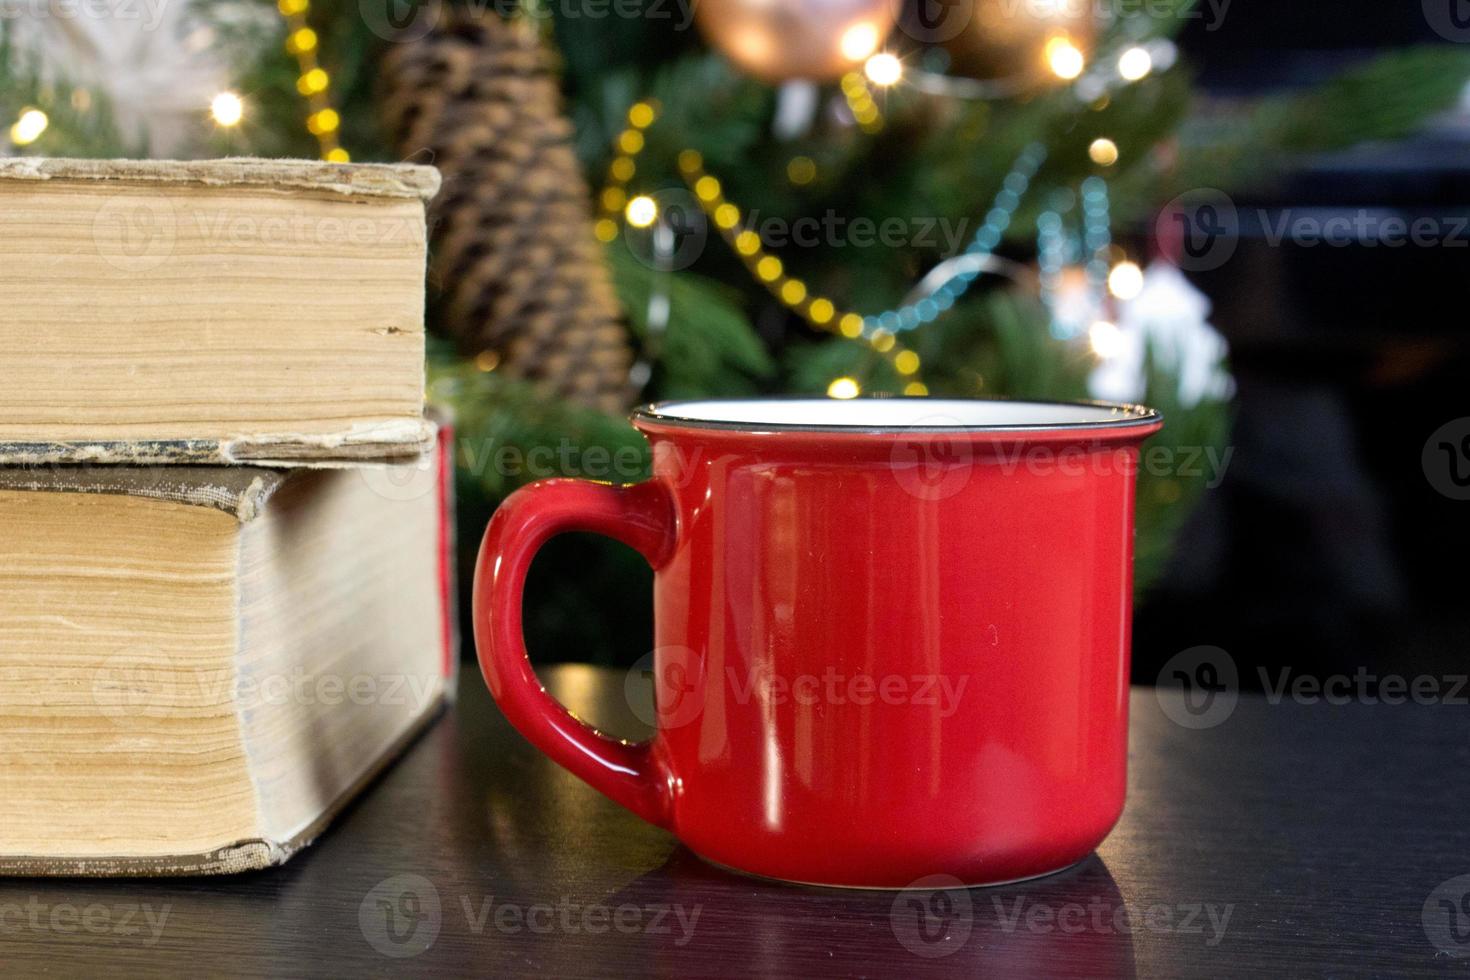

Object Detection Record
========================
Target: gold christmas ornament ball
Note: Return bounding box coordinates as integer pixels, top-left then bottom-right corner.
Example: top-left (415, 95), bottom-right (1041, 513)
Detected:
top-left (923, 0), bottom-right (1098, 83)
top-left (696, 0), bottom-right (898, 83)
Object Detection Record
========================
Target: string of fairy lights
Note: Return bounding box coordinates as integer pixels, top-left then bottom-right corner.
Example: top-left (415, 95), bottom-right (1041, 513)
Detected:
top-left (276, 0), bottom-right (350, 161)
top-left (173, 0), bottom-right (348, 160)
top-left (143, 0), bottom-right (349, 160)
top-left (679, 145), bottom-right (931, 394)
top-left (595, 35), bottom-right (1168, 398)
top-left (4, 0), bottom-right (345, 160)
top-left (595, 100), bottom-right (930, 393)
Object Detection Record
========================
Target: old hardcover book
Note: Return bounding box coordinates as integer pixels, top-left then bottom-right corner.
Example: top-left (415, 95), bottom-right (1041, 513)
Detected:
top-left (0, 432), bottom-right (456, 875)
top-left (0, 157), bottom-right (440, 465)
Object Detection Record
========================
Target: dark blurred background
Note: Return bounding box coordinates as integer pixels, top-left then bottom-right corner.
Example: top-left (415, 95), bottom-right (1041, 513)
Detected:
top-left (1131, 0), bottom-right (1470, 687)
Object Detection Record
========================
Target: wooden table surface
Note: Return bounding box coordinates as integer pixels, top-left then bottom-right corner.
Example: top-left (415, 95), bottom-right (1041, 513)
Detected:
top-left (3, 664), bottom-right (1468, 977)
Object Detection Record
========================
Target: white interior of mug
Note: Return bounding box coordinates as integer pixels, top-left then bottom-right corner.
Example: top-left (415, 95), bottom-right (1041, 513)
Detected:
top-left (636, 398), bottom-right (1157, 431)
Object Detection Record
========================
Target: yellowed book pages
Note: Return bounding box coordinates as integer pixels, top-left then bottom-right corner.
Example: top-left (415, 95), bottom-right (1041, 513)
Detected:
top-left (0, 157), bottom-right (441, 465)
top-left (0, 440), bottom-right (454, 875)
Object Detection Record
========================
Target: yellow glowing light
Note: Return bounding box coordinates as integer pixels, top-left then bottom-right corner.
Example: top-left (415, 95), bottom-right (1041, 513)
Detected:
top-left (9, 108), bottom-right (48, 145)
top-left (618, 130), bottom-right (645, 155)
top-left (1089, 320), bottom-right (1124, 359)
top-left (287, 27), bottom-right (317, 54)
top-left (828, 376), bottom-right (861, 399)
top-left (780, 279), bottom-right (807, 305)
top-left (326, 147), bottom-right (350, 163)
top-left (277, 0), bottom-right (307, 14)
top-left (838, 313), bottom-right (864, 338)
top-left (677, 149), bottom-right (703, 174)
top-left (755, 255), bottom-right (783, 282)
top-left (714, 203), bottom-right (740, 230)
top-left (808, 298), bottom-right (835, 324)
top-left (735, 230), bottom-right (762, 256)
top-left (904, 381), bottom-right (929, 397)
top-left (841, 72), bottom-right (866, 95)
top-left (1107, 260), bottom-right (1144, 300)
top-left (839, 23), bottom-right (881, 62)
top-left (601, 187), bottom-right (627, 212)
top-left (475, 350), bottom-right (501, 372)
top-left (1088, 137), bottom-right (1119, 166)
top-left (852, 103), bottom-right (879, 126)
top-left (307, 108), bottom-right (339, 135)
top-left (1045, 36), bottom-right (1085, 80)
top-left (594, 218), bottom-right (619, 243)
top-left (610, 156), bottom-right (635, 182)
top-left (297, 68), bottom-right (329, 96)
top-left (864, 52), bottom-right (903, 87)
top-left (894, 350), bottom-right (920, 375)
top-left (627, 101), bottom-right (656, 129)
top-left (786, 155), bottom-right (816, 186)
top-left (625, 195), bottom-right (659, 229)
top-left (1118, 46), bottom-right (1153, 81)
top-left (694, 175), bottom-right (721, 202)
top-left (870, 329), bottom-right (896, 353)
top-left (209, 92), bottom-right (244, 127)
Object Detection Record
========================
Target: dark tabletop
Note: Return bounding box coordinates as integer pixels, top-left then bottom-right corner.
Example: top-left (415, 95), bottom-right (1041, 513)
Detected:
top-left (3, 664), bottom-right (1469, 978)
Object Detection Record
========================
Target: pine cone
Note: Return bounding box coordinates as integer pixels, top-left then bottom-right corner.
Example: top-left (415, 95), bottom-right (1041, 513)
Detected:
top-left (380, 10), bottom-right (633, 413)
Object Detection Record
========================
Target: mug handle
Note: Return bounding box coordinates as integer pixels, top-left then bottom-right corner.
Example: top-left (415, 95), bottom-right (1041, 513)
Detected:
top-left (473, 478), bottom-right (677, 829)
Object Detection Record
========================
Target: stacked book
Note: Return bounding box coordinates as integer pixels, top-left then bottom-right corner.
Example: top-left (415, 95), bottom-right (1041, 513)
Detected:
top-left (0, 158), bottom-right (454, 875)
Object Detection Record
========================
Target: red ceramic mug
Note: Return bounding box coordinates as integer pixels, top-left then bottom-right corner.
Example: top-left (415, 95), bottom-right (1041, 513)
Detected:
top-left (474, 398), bottom-right (1163, 888)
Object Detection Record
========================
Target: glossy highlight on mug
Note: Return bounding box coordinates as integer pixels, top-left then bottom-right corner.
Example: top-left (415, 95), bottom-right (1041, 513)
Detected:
top-left (475, 397), bottom-right (1162, 888)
